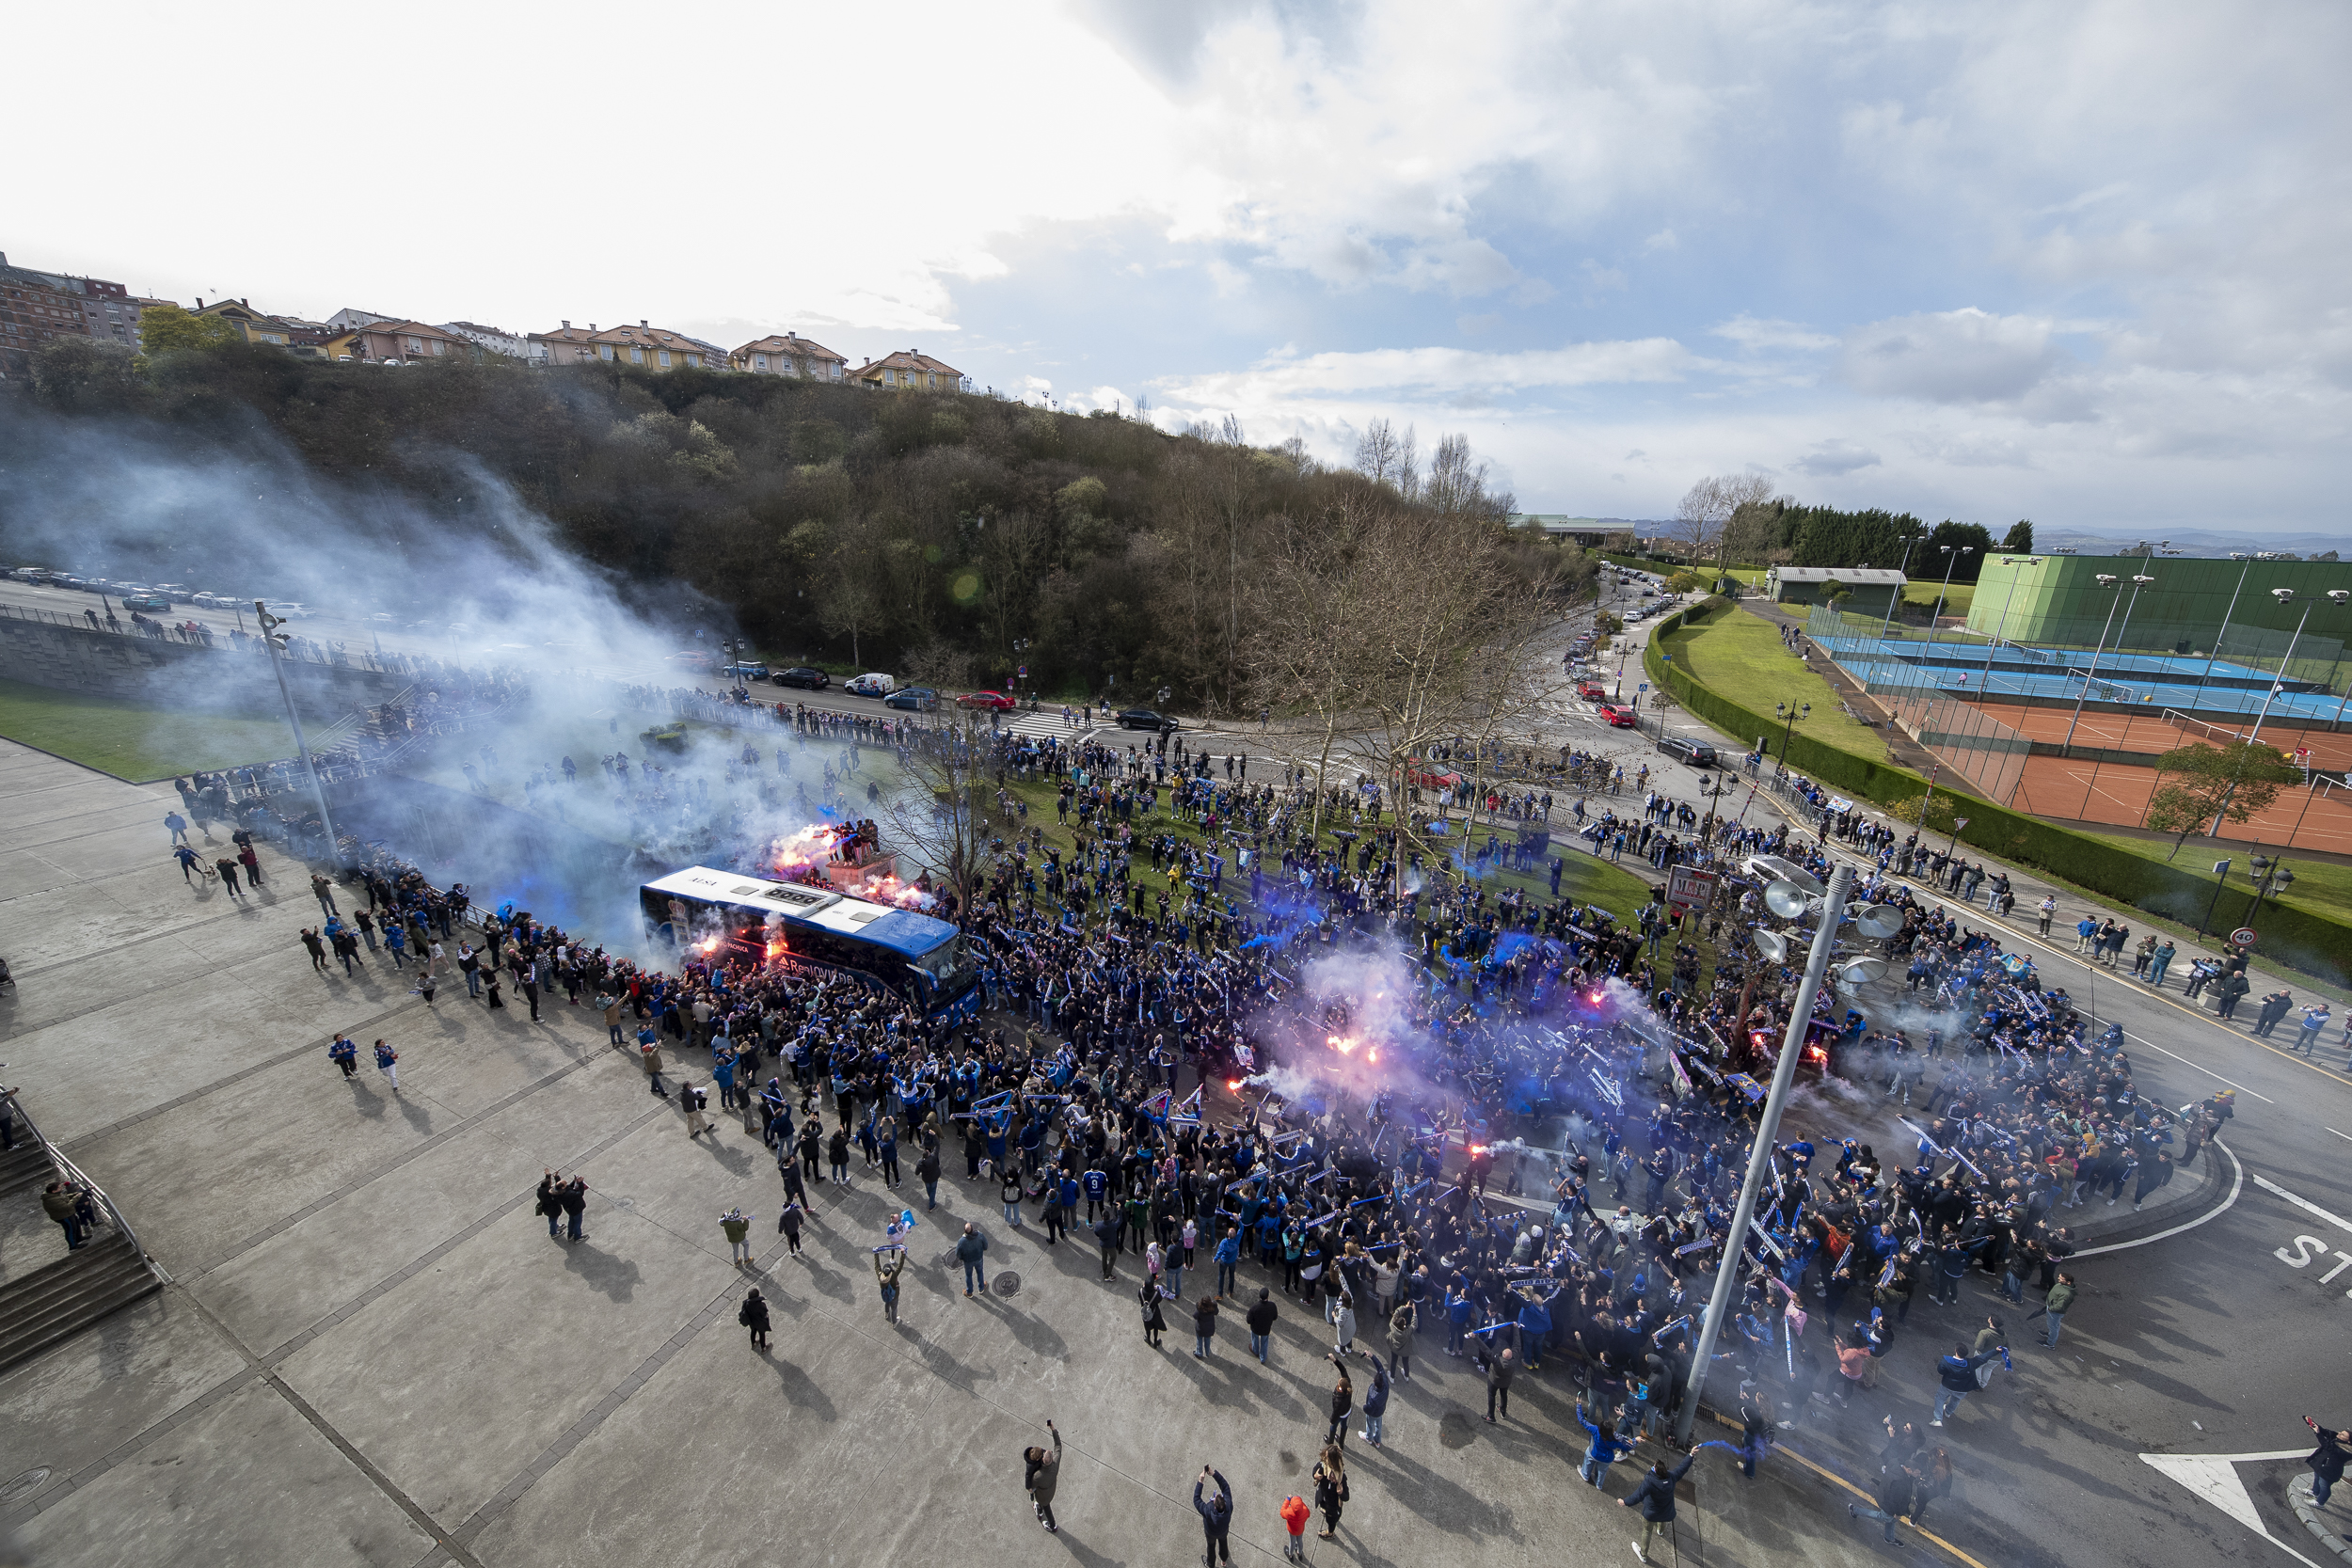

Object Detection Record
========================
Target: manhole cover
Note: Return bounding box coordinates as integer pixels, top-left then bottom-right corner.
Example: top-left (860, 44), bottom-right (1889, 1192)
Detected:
top-left (993, 1271), bottom-right (1022, 1298)
top-left (0, 1466), bottom-right (52, 1505)
top-left (1438, 1414), bottom-right (1476, 1449)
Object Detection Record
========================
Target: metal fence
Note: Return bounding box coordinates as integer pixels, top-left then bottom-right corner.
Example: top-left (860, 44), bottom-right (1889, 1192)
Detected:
top-left (0, 598), bottom-right (437, 678)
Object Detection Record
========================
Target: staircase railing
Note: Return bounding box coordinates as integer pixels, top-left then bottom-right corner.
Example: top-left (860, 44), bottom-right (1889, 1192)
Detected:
top-left (10, 1099), bottom-right (167, 1284)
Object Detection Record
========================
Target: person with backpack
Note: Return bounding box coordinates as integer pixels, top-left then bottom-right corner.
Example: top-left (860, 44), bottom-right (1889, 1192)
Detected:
top-left (738, 1286), bottom-right (771, 1350)
top-left (684, 1082), bottom-right (712, 1138)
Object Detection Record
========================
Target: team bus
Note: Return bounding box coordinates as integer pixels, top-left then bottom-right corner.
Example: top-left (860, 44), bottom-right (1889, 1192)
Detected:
top-left (640, 865), bottom-right (984, 1028)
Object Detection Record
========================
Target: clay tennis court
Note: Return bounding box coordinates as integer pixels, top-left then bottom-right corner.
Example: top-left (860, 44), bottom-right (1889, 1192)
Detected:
top-left (1963, 701), bottom-right (2352, 774)
top-left (2000, 751), bottom-right (2352, 855)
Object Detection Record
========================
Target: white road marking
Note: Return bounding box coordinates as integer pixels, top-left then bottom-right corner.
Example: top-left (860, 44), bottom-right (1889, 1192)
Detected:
top-left (2326, 1128), bottom-right (2352, 1144)
top-left (2251, 1172), bottom-right (2352, 1236)
top-left (2137, 1452), bottom-right (2322, 1568)
top-left (2073, 1138), bottom-right (2244, 1258)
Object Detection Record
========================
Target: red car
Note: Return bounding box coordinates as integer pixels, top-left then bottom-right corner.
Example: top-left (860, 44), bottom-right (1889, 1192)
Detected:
top-left (1575, 679), bottom-right (1609, 702)
top-left (1596, 703), bottom-right (1638, 728)
top-left (957, 689), bottom-right (1017, 711)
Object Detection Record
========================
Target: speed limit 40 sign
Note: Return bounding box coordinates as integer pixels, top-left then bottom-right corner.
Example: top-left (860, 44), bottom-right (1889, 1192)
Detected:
top-left (2230, 927), bottom-right (2259, 946)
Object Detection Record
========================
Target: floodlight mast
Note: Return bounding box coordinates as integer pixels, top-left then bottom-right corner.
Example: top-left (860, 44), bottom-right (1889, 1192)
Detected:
top-left (255, 601), bottom-right (343, 865)
top-left (1673, 862), bottom-right (1854, 1446)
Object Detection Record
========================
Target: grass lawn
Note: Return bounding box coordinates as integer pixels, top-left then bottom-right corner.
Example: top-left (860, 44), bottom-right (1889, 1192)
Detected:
top-left (1901, 579), bottom-right (1977, 617)
top-left (2085, 829), bottom-right (2352, 931)
top-left (989, 770), bottom-right (1717, 973)
top-left (1659, 608), bottom-right (1891, 763)
top-left (0, 676), bottom-right (298, 782)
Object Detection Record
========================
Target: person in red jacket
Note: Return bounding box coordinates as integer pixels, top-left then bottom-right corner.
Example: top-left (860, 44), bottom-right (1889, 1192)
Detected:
top-left (1279, 1494), bottom-right (1311, 1561)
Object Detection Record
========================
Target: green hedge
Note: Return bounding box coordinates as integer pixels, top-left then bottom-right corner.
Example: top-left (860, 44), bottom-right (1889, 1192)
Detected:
top-left (1647, 598), bottom-right (2352, 988)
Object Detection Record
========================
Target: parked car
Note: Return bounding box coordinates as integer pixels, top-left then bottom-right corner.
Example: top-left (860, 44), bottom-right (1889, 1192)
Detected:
top-left (119, 594), bottom-right (172, 611)
top-left (884, 686), bottom-right (939, 712)
top-left (1574, 678), bottom-right (1609, 702)
top-left (773, 666), bottom-right (830, 689)
top-left (844, 673), bottom-right (897, 697)
top-left (1115, 706), bottom-right (1179, 733)
top-left (1403, 759), bottom-right (1466, 793)
top-left (723, 661), bottom-right (771, 682)
top-left (958, 689), bottom-right (1017, 711)
top-left (1596, 702), bottom-right (1638, 728)
top-left (1657, 736), bottom-right (1716, 767)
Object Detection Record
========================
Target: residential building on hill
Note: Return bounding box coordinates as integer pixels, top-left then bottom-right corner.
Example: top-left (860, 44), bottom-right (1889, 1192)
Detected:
top-left (440, 321), bottom-right (531, 359)
top-left (853, 349), bottom-right (966, 392)
top-left (338, 320), bottom-right (475, 363)
top-left (0, 251), bottom-right (143, 377)
top-left (588, 321), bottom-right (719, 371)
top-left (733, 332), bottom-right (848, 379)
top-left (530, 321), bottom-right (601, 367)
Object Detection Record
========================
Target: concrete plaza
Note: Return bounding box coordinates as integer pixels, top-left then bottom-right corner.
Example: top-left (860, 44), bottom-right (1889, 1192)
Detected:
top-left (0, 738), bottom-right (1963, 1568)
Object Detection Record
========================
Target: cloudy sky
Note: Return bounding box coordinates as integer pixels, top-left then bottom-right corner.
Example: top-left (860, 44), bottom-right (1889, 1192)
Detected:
top-left (8, 0), bottom-right (2347, 536)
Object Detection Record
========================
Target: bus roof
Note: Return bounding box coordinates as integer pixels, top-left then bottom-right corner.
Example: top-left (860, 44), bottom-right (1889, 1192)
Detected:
top-left (642, 865), bottom-right (955, 958)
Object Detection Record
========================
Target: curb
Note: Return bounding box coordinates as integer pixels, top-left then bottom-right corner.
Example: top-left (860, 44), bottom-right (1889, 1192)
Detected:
top-left (2292, 1472), bottom-right (2352, 1562)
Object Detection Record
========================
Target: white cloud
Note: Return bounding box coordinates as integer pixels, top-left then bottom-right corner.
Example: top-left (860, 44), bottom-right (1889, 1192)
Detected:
top-left (1157, 338), bottom-right (1703, 403)
top-left (1713, 315), bottom-right (1837, 353)
top-left (1840, 308), bottom-right (2064, 404)
top-left (1644, 229), bottom-right (1680, 253)
top-left (1795, 439), bottom-right (1883, 477)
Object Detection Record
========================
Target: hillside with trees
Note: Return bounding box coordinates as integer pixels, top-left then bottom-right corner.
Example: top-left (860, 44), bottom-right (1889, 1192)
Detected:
top-left (14, 338), bottom-right (1593, 709)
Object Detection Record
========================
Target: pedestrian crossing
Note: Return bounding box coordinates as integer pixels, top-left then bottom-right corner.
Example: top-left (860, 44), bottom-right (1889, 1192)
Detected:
top-left (994, 708), bottom-right (1102, 739)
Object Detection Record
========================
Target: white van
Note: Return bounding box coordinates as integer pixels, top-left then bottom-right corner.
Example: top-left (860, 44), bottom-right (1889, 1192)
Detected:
top-left (844, 673), bottom-right (897, 698)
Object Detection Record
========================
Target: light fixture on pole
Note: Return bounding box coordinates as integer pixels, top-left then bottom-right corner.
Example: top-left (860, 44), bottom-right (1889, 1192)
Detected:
top-left (254, 601), bottom-right (343, 866)
top-left (1675, 863), bottom-right (1858, 1447)
top-left (1772, 699), bottom-right (1811, 777)
top-left (2197, 552), bottom-right (2256, 691)
top-left (1925, 545), bottom-right (1976, 647)
top-left (1875, 531), bottom-right (1927, 648)
top-left (1979, 555), bottom-right (2043, 689)
top-left (2060, 572), bottom-right (2153, 755)
top-left (2206, 588), bottom-right (2349, 835)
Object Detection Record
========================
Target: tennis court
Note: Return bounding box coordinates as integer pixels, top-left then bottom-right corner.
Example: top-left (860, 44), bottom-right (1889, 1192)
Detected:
top-left (2007, 752), bottom-right (2352, 856)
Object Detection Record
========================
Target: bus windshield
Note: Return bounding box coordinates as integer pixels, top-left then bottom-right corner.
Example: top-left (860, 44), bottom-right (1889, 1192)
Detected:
top-left (911, 934), bottom-right (976, 997)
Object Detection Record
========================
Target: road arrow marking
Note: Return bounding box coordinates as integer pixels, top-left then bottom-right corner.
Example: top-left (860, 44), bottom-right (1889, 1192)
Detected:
top-left (2139, 1451), bottom-right (2320, 1567)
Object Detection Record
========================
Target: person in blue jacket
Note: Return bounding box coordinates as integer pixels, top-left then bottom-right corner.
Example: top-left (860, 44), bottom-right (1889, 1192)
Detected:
top-left (1576, 1400), bottom-right (1631, 1485)
top-left (1359, 1356), bottom-right (1390, 1448)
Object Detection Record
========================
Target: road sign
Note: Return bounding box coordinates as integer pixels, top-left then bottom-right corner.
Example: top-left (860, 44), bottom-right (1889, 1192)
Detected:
top-left (1639, 683), bottom-right (1649, 692)
top-left (1952, 816), bottom-right (1969, 830)
top-left (2230, 927), bottom-right (2259, 946)
top-left (1017, 665), bottom-right (1027, 678)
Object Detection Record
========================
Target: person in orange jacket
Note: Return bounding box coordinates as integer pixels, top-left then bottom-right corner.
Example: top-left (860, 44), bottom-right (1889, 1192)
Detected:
top-left (1279, 1493), bottom-right (1311, 1561)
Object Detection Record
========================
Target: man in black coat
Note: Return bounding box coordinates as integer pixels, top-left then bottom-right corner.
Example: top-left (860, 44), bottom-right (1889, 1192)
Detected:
top-left (1623, 1451), bottom-right (1696, 1562)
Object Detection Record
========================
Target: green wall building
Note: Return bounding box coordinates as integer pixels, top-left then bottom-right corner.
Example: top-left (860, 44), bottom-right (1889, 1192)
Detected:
top-left (1964, 553), bottom-right (2352, 680)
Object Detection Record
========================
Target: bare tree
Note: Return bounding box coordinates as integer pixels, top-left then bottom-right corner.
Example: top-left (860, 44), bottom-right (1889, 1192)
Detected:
top-left (875, 714), bottom-right (997, 916)
top-left (1423, 432), bottom-right (1511, 521)
top-left (1674, 473), bottom-right (1774, 569)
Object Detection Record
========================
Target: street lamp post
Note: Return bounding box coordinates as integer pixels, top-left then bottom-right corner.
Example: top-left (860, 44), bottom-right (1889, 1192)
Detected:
top-left (2194, 859), bottom-right (2233, 942)
top-left (1772, 699), bottom-right (1811, 777)
top-left (2060, 572), bottom-right (2153, 755)
top-left (254, 601), bottom-right (342, 866)
top-left (1674, 863), bottom-right (1856, 1448)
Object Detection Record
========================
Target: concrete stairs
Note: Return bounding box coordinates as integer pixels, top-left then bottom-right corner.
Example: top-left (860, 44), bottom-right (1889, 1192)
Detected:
top-left (0, 1230), bottom-right (161, 1371)
top-left (0, 1140), bottom-right (51, 1197)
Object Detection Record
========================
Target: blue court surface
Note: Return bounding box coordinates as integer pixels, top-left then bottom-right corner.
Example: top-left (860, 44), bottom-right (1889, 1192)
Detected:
top-left (1810, 628), bottom-right (2352, 722)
